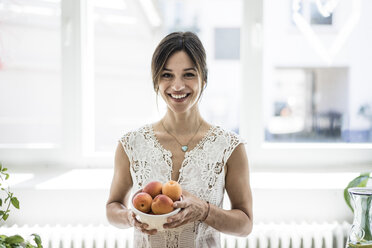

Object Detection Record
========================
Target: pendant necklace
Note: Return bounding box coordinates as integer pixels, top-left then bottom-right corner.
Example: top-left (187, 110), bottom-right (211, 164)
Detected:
top-left (161, 120), bottom-right (203, 152)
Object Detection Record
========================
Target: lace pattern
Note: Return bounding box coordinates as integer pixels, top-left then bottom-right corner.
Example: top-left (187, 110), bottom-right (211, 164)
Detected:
top-left (120, 124), bottom-right (243, 248)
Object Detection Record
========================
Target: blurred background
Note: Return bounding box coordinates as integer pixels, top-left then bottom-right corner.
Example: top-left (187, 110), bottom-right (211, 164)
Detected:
top-left (0, 0), bottom-right (371, 246)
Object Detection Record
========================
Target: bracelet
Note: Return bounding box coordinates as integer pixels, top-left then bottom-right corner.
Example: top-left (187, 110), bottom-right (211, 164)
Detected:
top-left (201, 201), bottom-right (210, 222)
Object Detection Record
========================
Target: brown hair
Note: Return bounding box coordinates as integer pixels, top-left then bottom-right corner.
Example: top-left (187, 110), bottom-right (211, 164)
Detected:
top-left (151, 32), bottom-right (208, 95)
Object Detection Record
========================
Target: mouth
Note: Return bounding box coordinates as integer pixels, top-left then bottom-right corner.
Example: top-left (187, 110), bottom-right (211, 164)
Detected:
top-left (167, 93), bottom-right (191, 101)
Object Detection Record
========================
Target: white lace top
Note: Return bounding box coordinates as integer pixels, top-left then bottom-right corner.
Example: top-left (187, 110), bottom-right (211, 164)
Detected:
top-left (120, 124), bottom-right (243, 248)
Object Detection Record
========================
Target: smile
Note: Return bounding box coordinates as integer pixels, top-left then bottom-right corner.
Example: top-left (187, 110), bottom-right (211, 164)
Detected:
top-left (168, 93), bottom-right (190, 99)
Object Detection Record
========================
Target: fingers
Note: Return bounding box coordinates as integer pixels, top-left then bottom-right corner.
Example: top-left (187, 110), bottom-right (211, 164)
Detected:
top-left (166, 209), bottom-right (187, 223)
top-left (164, 216), bottom-right (190, 229)
top-left (181, 190), bottom-right (190, 196)
top-left (165, 193), bottom-right (205, 229)
top-left (142, 228), bottom-right (158, 235)
top-left (173, 200), bottom-right (188, 209)
top-left (130, 212), bottom-right (158, 235)
top-left (175, 192), bottom-right (192, 208)
top-left (164, 208), bottom-right (191, 229)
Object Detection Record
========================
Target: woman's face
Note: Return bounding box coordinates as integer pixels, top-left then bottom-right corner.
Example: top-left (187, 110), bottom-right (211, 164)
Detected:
top-left (158, 50), bottom-right (203, 114)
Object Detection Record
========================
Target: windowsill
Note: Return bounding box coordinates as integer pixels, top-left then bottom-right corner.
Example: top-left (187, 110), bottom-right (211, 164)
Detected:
top-left (8, 168), bottom-right (362, 190)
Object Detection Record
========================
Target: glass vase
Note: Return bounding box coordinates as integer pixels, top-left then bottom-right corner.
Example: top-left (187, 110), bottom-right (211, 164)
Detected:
top-left (347, 187), bottom-right (372, 248)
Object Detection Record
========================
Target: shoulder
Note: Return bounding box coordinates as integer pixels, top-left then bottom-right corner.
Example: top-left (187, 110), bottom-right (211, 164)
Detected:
top-left (213, 126), bottom-right (245, 145)
top-left (119, 125), bottom-right (149, 141)
top-left (119, 124), bottom-right (153, 148)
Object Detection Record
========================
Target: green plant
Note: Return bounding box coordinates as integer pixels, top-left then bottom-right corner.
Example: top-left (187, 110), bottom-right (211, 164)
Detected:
top-left (0, 162), bottom-right (43, 248)
top-left (0, 164), bottom-right (19, 221)
top-left (344, 172), bottom-right (372, 212)
top-left (0, 234), bottom-right (42, 248)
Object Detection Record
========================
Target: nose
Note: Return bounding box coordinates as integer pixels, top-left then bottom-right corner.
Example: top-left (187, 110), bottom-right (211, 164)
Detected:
top-left (171, 77), bottom-right (185, 91)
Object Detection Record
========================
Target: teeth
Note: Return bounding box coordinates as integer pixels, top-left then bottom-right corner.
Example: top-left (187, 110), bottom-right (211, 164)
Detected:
top-left (171, 94), bottom-right (187, 99)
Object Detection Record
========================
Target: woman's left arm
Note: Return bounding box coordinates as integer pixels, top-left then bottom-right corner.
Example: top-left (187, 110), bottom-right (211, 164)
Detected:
top-left (164, 143), bottom-right (253, 237)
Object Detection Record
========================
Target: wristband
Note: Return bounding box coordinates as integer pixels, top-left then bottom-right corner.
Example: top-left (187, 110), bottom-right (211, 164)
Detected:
top-left (201, 201), bottom-right (210, 222)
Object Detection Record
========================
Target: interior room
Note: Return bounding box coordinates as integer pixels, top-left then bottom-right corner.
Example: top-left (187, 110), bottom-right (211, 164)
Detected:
top-left (0, 0), bottom-right (371, 247)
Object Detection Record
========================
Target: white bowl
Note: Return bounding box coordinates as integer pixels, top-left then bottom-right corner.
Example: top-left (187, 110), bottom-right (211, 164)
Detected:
top-left (129, 190), bottom-right (182, 231)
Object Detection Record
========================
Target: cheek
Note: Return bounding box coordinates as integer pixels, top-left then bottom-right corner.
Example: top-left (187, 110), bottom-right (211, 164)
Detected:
top-left (158, 84), bottom-right (166, 93)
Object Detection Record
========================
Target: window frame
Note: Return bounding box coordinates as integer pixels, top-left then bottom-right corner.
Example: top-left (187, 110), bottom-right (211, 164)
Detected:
top-left (240, 0), bottom-right (372, 170)
top-left (0, 0), bottom-right (96, 168)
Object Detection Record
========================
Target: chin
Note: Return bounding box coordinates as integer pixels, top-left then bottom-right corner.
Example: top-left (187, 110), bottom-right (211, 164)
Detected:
top-left (168, 106), bottom-right (190, 114)
top-left (168, 103), bottom-right (199, 114)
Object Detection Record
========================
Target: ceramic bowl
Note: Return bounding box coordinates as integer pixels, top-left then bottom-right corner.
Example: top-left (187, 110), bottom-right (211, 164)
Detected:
top-left (129, 189), bottom-right (182, 231)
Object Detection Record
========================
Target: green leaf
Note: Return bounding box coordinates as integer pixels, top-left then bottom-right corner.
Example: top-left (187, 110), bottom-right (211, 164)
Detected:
top-left (359, 172), bottom-right (371, 178)
top-left (31, 234), bottom-right (42, 248)
top-left (344, 174), bottom-right (371, 212)
top-left (2, 168), bottom-right (7, 172)
top-left (0, 243), bottom-right (5, 248)
top-left (0, 198), bottom-right (2, 207)
top-left (2, 214), bottom-right (9, 221)
top-left (4, 235), bottom-right (24, 244)
top-left (4, 174), bottom-right (9, 180)
top-left (11, 197), bottom-right (20, 209)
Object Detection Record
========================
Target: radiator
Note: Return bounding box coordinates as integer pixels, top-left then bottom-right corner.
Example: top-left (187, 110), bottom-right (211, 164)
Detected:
top-left (0, 222), bottom-right (351, 248)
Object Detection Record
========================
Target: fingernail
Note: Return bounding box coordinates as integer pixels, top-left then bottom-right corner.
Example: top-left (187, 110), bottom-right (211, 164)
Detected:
top-left (167, 218), bottom-right (172, 223)
top-left (173, 203), bottom-right (177, 207)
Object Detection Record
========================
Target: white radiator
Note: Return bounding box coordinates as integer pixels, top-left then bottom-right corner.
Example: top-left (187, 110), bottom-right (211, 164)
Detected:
top-left (0, 222), bottom-right (351, 248)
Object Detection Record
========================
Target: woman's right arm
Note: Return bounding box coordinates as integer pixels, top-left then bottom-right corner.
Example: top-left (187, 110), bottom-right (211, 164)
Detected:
top-left (106, 143), bottom-right (157, 234)
top-left (106, 142), bottom-right (134, 228)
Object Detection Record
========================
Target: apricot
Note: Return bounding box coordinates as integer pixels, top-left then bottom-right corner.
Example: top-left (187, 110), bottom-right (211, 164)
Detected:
top-left (151, 194), bottom-right (174, 215)
top-left (143, 181), bottom-right (163, 198)
top-left (132, 192), bottom-right (152, 213)
top-left (162, 180), bottom-right (182, 201)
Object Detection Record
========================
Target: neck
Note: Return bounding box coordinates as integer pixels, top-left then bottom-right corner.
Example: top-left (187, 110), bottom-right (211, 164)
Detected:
top-left (162, 107), bottom-right (204, 135)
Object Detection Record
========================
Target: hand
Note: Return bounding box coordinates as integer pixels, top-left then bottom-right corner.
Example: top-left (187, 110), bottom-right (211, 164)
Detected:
top-left (163, 190), bottom-right (208, 229)
top-left (128, 210), bottom-right (158, 235)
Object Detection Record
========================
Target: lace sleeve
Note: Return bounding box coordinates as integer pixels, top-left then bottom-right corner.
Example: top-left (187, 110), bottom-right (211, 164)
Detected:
top-left (119, 132), bottom-right (134, 161)
top-left (223, 131), bottom-right (245, 164)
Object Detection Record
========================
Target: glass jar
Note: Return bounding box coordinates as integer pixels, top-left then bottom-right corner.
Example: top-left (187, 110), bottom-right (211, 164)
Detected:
top-left (347, 187), bottom-right (372, 248)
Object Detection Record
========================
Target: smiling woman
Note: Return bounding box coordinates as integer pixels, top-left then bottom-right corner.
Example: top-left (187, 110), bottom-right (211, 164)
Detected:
top-left (106, 31), bottom-right (253, 248)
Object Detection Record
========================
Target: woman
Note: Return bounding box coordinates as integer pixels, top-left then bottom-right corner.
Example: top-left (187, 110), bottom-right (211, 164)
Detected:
top-left (106, 31), bottom-right (253, 248)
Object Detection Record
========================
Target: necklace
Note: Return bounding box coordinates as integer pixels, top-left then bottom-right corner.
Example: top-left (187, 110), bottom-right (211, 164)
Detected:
top-left (161, 120), bottom-right (203, 152)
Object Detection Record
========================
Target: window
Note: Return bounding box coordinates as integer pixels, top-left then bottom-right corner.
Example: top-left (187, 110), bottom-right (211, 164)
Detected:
top-left (294, 0), bottom-right (334, 25)
top-left (93, 0), bottom-right (157, 153)
top-left (214, 28), bottom-right (240, 60)
top-left (241, 0), bottom-right (372, 168)
top-left (0, 0), bottom-right (243, 166)
top-left (0, 0), bottom-right (61, 149)
top-left (1, 0), bottom-right (371, 169)
top-left (266, 67), bottom-right (350, 143)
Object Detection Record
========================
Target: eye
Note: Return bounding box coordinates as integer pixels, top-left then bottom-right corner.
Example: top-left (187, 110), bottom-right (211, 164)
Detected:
top-left (161, 73), bottom-right (172, 79)
top-left (184, 72), bottom-right (196, 78)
